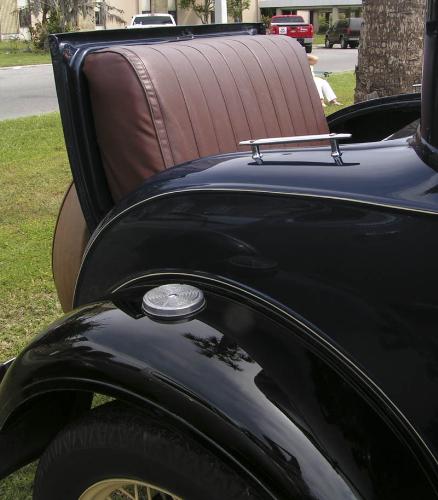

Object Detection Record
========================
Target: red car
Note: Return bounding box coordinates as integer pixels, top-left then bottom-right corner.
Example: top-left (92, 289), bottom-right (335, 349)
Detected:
top-left (270, 15), bottom-right (314, 52)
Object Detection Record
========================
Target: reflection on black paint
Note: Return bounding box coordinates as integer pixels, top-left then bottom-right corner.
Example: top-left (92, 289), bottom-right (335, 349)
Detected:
top-left (183, 333), bottom-right (253, 371)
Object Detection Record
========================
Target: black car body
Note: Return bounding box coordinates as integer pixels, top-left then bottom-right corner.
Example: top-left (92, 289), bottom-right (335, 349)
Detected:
top-left (0, 3), bottom-right (437, 498)
top-left (325, 17), bottom-right (363, 49)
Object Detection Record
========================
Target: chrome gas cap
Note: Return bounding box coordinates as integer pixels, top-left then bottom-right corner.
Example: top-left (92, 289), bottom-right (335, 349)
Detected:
top-left (142, 284), bottom-right (205, 320)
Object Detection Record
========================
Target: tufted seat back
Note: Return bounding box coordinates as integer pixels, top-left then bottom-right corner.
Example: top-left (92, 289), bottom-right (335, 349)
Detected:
top-left (83, 35), bottom-right (328, 202)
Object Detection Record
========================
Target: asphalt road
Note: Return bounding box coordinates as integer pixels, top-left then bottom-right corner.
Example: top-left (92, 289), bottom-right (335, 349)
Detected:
top-left (314, 46), bottom-right (358, 73)
top-left (0, 64), bottom-right (57, 121)
top-left (0, 46), bottom-right (357, 121)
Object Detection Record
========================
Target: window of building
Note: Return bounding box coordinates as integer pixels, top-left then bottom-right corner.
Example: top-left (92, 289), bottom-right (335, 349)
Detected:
top-left (260, 8), bottom-right (276, 18)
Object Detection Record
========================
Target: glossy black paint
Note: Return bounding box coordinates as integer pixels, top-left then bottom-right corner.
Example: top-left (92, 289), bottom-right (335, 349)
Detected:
top-left (67, 136), bottom-right (438, 490)
top-left (3, 2), bottom-right (436, 494)
top-left (0, 293), bottom-right (436, 498)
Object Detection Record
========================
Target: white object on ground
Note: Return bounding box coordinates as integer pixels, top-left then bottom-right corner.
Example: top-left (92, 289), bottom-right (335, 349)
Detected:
top-left (313, 76), bottom-right (337, 103)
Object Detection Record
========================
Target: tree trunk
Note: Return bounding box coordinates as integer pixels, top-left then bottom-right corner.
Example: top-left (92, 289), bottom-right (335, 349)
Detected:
top-left (355, 0), bottom-right (426, 103)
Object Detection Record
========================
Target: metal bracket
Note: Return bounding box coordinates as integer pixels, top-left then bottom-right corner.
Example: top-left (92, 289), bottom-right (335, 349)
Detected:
top-left (240, 133), bottom-right (352, 166)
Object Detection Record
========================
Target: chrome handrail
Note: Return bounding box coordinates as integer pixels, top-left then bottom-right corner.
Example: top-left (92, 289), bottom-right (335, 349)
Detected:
top-left (239, 133), bottom-right (352, 166)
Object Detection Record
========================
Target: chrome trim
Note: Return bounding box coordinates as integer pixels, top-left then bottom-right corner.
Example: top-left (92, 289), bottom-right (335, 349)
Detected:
top-left (239, 133), bottom-right (352, 165)
top-left (73, 187), bottom-right (438, 303)
top-left (112, 271), bottom-right (438, 472)
top-left (142, 284), bottom-right (205, 319)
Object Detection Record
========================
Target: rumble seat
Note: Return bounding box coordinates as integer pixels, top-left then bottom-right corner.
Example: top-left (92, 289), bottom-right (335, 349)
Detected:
top-left (54, 34), bottom-right (328, 311)
top-left (83, 35), bottom-right (328, 201)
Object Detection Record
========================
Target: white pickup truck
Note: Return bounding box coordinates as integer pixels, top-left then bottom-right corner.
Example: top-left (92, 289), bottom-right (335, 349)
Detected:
top-left (127, 13), bottom-right (176, 28)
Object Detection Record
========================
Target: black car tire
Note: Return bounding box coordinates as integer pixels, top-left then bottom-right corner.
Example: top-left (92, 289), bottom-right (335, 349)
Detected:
top-left (33, 402), bottom-right (262, 500)
top-left (324, 37), bottom-right (333, 48)
top-left (350, 42), bottom-right (359, 49)
top-left (340, 37), bottom-right (348, 49)
top-left (305, 44), bottom-right (312, 53)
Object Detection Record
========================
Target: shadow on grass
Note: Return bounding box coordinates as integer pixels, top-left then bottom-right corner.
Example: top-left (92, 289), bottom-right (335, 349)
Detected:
top-left (0, 462), bottom-right (37, 500)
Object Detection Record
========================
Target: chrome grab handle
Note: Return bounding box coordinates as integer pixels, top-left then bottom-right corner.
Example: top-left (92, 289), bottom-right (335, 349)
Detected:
top-left (239, 133), bottom-right (352, 166)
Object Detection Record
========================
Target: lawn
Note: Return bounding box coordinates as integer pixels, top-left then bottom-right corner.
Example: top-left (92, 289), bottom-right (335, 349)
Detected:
top-left (0, 113), bottom-right (71, 360)
top-left (0, 112), bottom-right (70, 498)
top-left (0, 40), bottom-right (50, 67)
top-left (323, 71), bottom-right (355, 111)
top-left (313, 33), bottom-right (326, 45)
top-left (0, 72), bottom-right (355, 497)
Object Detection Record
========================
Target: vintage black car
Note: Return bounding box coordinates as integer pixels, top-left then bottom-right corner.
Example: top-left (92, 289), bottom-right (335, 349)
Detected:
top-left (0, 2), bottom-right (437, 498)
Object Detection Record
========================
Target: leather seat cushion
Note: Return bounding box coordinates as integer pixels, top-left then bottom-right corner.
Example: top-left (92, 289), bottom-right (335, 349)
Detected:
top-left (83, 35), bottom-right (328, 202)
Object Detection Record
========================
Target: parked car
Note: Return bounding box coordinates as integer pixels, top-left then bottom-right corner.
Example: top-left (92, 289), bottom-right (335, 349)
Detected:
top-left (325, 17), bottom-right (363, 48)
top-left (270, 15), bottom-right (314, 52)
top-left (127, 13), bottom-right (176, 28)
top-left (0, 8), bottom-right (437, 497)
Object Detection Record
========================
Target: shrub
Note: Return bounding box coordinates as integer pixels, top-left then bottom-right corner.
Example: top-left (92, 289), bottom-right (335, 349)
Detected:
top-left (29, 22), bottom-right (49, 50)
top-left (318, 21), bottom-right (329, 34)
top-left (261, 15), bottom-right (271, 30)
top-left (29, 11), bottom-right (73, 51)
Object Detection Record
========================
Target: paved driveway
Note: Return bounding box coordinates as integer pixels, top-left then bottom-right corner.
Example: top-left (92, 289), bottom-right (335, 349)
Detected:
top-left (313, 46), bottom-right (358, 73)
top-left (0, 46), bottom-right (357, 120)
top-left (0, 64), bottom-right (58, 120)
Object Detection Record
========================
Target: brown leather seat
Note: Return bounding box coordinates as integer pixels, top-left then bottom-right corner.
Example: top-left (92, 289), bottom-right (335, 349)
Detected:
top-left (55, 34), bottom-right (328, 311)
top-left (83, 35), bottom-right (328, 202)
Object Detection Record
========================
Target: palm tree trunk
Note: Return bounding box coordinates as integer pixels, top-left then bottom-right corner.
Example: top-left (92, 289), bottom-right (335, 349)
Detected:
top-left (355, 0), bottom-right (426, 102)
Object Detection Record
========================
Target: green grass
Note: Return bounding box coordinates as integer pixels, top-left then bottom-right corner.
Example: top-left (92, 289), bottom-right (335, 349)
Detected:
top-left (314, 33), bottom-right (325, 45)
top-left (0, 463), bottom-right (36, 500)
top-left (0, 113), bottom-right (71, 360)
top-left (0, 72), bottom-right (355, 496)
top-left (0, 40), bottom-right (50, 67)
top-left (323, 71), bottom-right (355, 113)
top-left (0, 112), bottom-right (70, 497)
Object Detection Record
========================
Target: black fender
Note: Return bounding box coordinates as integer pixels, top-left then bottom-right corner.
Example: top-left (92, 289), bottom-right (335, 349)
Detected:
top-left (0, 288), bottom-right (436, 498)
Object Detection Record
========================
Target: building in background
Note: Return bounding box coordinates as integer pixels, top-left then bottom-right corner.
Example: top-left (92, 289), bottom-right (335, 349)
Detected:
top-left (0, 0), bottom-right (17, 38)
top-left (0, 0), bottom-right (209, 36)
top-left (1, 0), bottom-right (360, 39)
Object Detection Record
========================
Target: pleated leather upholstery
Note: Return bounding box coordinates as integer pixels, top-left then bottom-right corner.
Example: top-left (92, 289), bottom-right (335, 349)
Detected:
top-left (84, 35), bottom-right (328, 201)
